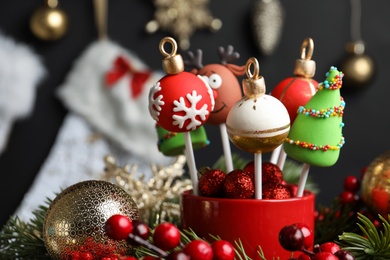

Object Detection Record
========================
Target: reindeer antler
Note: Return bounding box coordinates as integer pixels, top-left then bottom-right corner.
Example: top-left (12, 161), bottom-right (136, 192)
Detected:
top-left (184, 49), bottom-right (204, 69)
top-left (218, 45), bottom-right (240, 65)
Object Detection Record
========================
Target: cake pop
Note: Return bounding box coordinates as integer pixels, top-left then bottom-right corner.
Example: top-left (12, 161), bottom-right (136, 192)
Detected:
top-left (270, 38), bottom-right (318, 169)
top-left (186, 46), bottom-right (245, 172)
top-left (226, 57), bottom-right (290, 199)
top-left (148, 37), bottom-right (214, 195)
top-left (284, 66), bottom-right (346, 196)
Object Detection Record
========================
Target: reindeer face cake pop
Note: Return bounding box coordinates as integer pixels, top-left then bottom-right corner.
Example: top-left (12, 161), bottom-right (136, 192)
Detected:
top-left (226, 57), bottom-right (290, 154)
top-left (148, 37), bottom-right (214, 133)
top-left (186, 46), bottom-right (245, 125)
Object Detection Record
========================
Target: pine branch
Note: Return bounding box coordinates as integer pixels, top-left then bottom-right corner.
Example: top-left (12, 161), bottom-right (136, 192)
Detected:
top-left (0, 200), bottom-right (51, 259)
top-left (338, 213), bottom-right (390, 259)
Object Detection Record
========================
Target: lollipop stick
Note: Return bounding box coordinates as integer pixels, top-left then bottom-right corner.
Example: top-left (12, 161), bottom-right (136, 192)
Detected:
top-left (296, 163), bottom-right (310, 197)
top-left (254, 153), bottom-right (262, 199)
top-left (219, 123), bottom-right (233, 173)
top-left (270, 144), bottom-right (282, 164)
top-left (277, 149), bottom-right (287, 170)
top-left (184, 131), bottom-right (199, 196)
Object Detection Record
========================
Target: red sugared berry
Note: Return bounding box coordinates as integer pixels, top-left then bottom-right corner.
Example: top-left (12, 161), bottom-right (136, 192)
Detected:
top-left (278, 225), bottom-right (305, 251)
top-left (334, 250), bottom-right (355, 260)
top-left (311, 252), bottom-right (338, 260)
top-left (294, 223), bottom-right (314, 250)
top-left (105, 214), bottom-right (133, 240)
top-left (212, 240), bottom-right (235, 260)
top-left (167, 251), bottom-right (190, 260)
top-left (319, 242), bottom-right (340, 254)
top-left (153, 222), bottom-right (181, 251)
top-left (343, 176), bottom-right (360, 193)
top-left (183, 240), bottom-right (213, 260)
top-left (198, 169), bottom-right (226, 197)
top-left (243, 161), bottom-right (254, 174)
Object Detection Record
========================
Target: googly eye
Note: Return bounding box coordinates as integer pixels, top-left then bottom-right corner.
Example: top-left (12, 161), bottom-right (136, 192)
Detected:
top-left (208, 74), bottom-right (222, 89)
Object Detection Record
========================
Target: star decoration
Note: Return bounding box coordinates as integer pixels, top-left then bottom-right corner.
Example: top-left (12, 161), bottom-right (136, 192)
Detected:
top-left (145, 0), bottom-right (222, 50)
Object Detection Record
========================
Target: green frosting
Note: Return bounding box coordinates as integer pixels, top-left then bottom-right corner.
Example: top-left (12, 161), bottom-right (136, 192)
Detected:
top-left (157, 125), bottom-right (209, 156)
top-left (283, 66), bottom-right (345, 167)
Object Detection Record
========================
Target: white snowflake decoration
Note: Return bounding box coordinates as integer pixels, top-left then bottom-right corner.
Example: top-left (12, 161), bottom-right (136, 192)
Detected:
top-left (148, 82), bottom-right (164, 121)
top-left (172, 90), bottom-right (209, 130)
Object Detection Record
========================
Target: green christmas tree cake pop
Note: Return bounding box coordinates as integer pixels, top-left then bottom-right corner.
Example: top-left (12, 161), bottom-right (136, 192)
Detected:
top-left (283, 66), bottom-right (345, 167)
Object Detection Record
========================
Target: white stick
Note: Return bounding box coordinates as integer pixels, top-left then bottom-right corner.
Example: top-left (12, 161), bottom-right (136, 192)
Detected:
top-left (184, 131), bottom-right (199, 196)
top-left (254, 153), bottom-right (262, 199)
top-left (219, 123), bottom-right (233, 173)
top-left (270, 144), bottom-right (282, 164)
top-left (277, 149), bottom-right (287, 170)
top-left (296, 163), bottom-right (310, 197)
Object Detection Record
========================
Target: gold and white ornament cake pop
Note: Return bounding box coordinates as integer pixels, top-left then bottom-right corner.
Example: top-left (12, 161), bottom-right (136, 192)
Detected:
top-left (226, 57), bottom-right (290, 154)
top-left (226, 57), bottom-right (290, 199)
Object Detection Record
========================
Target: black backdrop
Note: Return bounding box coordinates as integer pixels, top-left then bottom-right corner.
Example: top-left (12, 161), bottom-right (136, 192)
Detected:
top-left (0, 0), bottom-right (389, 227)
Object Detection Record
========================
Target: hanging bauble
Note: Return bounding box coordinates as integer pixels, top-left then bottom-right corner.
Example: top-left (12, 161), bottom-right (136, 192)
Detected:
top-left (271, 38), bottom-right (318, 123)
top-left (226, 57), bottom-right (290, 153)
top-left (361, 150), bottom-right (390, 217)
top-left (30, 0), bottom-right (68, 41)
top-left (251, 0), bottom-right (285, 56)
top-left (148, 37), bottom-right (214, 133)
top-left (43, 180), bottom-right (139, 259)
top-left (339, 41), bottom-right (375, 89)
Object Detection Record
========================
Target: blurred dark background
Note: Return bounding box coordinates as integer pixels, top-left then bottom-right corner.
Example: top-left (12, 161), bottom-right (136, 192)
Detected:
top-left (0, 0), bottom-right (388, 227)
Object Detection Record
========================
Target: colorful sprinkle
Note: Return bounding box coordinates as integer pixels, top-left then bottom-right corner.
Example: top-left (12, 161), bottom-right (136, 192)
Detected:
top-left (285, 136), bottom-right (345, 151)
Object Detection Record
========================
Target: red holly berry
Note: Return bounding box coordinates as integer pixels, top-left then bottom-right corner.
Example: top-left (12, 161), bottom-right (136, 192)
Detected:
top-left (183, 240), bottom-right (213, 260)
top-left (343, 175), bottom-right (360, 193)
top-left (334, 250), bottom-right (355, 260)
top-left (319, 242), bottom-right (340, 254)
top-left (198, 169), bottom-right (226, 197)
top-left (211, 240), bottom-right (235, 260)
top-left (153, 222), bottom-right (181, 251)
top-left (297, 253), bottom-right (312, 260)
top-left (339, 191), bottom-right (356, 204)
top-left (105, 214), bottom-right (133, 240)
top-left (278, 225), bottom-right (305, 251)
top-left (131, 219), bottom-right (150, 240)
top-left (294, 223), bottom-right (314, 250)
top-left (311, 252), bottom-right (338, 260)
top-left (167, 251), bottom-right (190, 260)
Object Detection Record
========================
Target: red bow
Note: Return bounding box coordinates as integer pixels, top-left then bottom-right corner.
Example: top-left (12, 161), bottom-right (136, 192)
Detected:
top-left (105, 55), bottom-right (151, 99)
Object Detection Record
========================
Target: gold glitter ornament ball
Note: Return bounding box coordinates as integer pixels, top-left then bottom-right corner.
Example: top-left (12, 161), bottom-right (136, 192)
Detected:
top-left (43, 180), bottom-right (140, 259)
top-left (361, 151), bottom-right (390, 217)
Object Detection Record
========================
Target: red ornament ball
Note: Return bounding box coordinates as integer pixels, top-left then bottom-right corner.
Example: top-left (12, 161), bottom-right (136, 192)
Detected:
top-left (153, 222), bottom-right (181, 251)
top-left (104, 214), bottom-right (133, 240)
top-left (198, 169), bottom-right (226, 197)
top-left (262, 184), bottom-right (292, 199)
top-left (149, 72), bottom-right (214, 132)
top-left (271, 77), bottom-right (318, 123)
top-left (223, 170), bottom-right (254, 199)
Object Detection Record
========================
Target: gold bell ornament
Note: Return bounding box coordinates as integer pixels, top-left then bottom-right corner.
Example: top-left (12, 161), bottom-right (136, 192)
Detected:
top-left (30, 0), bottom-right (68, 41)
